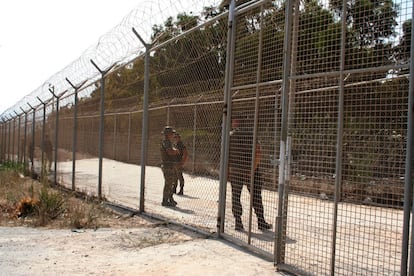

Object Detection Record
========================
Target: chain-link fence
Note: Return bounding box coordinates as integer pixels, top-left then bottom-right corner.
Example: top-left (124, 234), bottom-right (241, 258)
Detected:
top-left (1, 0), bottom-right (413, 275)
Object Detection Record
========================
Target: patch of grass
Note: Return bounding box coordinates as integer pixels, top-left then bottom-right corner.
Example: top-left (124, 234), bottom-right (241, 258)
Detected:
top-left (67, 199), bottom-right (100, 229)
top-left (0, 164), bottom-right (119, 229)
top-left (0, 161), bottom-right (25, 174)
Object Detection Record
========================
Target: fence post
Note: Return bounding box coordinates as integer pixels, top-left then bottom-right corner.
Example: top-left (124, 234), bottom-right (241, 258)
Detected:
top-left (402, 8), bottom-right (414, 276)
top-left (275, 0), bottom-right (294, 264)
top-left (217, 0), bottom-right (236, 236)
top-left (11, 115), bottom-right (16, 163)
top-left (0, 119), bottom-right (4, 163)
top-left (132, 27), bottom-right (151, 212)
top-left (14, 111), bottom-right (21, 164)
top-left (3, 118), bottom-right (9, 162)
top-left (19, 107), bottom-right (28, 171)
top-left (66, 78), bottom-right (86, 191)
top-left (2, 118), bottom-right (6, 163)
top-left (127, 112), bottom-right (131, 162)
top-left (27, 103), bottom-right (36, 174)
top-left (49, 86), bottom-right (66, 185)
top-left (90, 60), bottom-right (114, 199)
top-left (192, 102), bottom-right (197, 174)
top-left (37, 97), bottom-right (49, 180)
top-left (0, 119), bottom-right (3, 162)
top-left (113, 114), bottom-right (117, 159)
top-left (7, 116), bottom-right (11, 162)
top-left (329, 0), bottom-right (348, 273)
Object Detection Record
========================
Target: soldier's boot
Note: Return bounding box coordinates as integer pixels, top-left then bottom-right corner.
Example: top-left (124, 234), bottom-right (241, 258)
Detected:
top-left (169, 197), bottom-right (177, 206)
top-left (162, 199), bottom-right (172, 207)
top-left (177, 188), bottom-right (183, 195)
top-left (235, 216), bottom-right (244, 231)
top-left (258, 217), bottom-right (272, 231)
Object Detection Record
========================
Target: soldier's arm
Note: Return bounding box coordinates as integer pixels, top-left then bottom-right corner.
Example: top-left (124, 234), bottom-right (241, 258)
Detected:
top-left (182, 146), bottom-right (188, 164)
top-left (254, 142), bottom-right (262, 170)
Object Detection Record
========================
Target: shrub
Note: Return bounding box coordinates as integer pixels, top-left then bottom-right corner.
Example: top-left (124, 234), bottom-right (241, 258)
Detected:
top-left (35, 186), bottom-right (66, 226)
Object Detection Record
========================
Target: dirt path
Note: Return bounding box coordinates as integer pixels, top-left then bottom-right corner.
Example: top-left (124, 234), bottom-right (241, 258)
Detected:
top-left (0, 225), bottom-right (280, 275)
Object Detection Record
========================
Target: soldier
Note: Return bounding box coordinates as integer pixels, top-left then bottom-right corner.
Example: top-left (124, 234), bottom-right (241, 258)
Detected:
top-left (228, 116), bottom-right (272, 231)
top-left (173, 132), bottom-right (188, 195)
top-left (160, 126), bottom-right (179, 207)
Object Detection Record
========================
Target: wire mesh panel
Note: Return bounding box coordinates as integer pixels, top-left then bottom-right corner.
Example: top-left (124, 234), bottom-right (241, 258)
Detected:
top-left (283, 78), bottom-right (339, 275)
top-left (279, 0), bottom-right (411, 273)
top-left (142, 10), bottom-right (228, 230)
top-left (29, 105), bottom-right (45, 176)
top-left (333, 75), bottom-right (408, 274)
top-left (222, 2), bottom-right (284, 256)
top-left (68, 87), bottom-right (102, 196)
top-left (54, 94), bottom-right (77, 189)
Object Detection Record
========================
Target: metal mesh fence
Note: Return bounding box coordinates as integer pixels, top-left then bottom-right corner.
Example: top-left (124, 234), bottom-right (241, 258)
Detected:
top-left (0, 0), bottom-right (413, 275)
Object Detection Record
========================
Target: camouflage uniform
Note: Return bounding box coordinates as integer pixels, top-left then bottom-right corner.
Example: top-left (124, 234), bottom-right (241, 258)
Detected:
top-left (173, 133), bottom-right (188, 195)
top-left (160, 126), bottom-right (179, 206)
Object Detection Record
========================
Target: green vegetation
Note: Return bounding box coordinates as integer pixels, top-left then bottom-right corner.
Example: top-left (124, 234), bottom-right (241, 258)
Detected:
top-left (0, 163), bottom-right (112, 229)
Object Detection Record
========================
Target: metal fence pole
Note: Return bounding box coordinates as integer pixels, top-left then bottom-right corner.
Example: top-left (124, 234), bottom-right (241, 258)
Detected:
top-left (192, 102), bottom-right (197, 174)
top-left (49, 87), bottom-right (65, 185)
top-left (2, 118), bottom-right (6, 163)
top-left (4, 116), bottom-right (10, 162)
top-left (127, 112), bottom-right (131, 162)
top-left (0, 120), bottom-right (3, 162)
top-left (113, 114), bottom-right (117, 159)
top-left (90, 60), bottom-right (114, 199)
top-left (217, 0), bottom-right (236, 235)
top-left (2, 118), bottom-right (7, 162)
top-left (132, 27), bottom-right (151, 212)
top-left (402, 6), bottom-right (414, 276)
top-left (14, 111), bottom-right (21, 164)
top-left (37, 97), bottom-right (48, 179)
top-left (0, 120), bottom-right (4, 163)
top-left (11, 116), bottom-right (16, 163)
top-left (28, 103), bottom-right (36, 174)
top-left (330, 0), bottom-right (348, 273)
top-left (275, 0), bottom-right (294, 264)
top-left (7, 117), bottom-right (11, 162)
top-left (247, 3), bottom-right (264, 244)
top-left (2, 119), bottom-right (6, 162)
top-left (20, 108), bottom-right (28, 171)
top-left (66, 79), bottom-right (85, 191)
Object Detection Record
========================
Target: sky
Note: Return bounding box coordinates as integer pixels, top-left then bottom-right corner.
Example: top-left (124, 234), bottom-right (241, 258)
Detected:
top-left (0, 1), bottom-right (143, 115)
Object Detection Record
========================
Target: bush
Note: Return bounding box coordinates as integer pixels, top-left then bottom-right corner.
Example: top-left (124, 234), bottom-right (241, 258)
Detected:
top-left (35, 186), bottom-right (66, 226)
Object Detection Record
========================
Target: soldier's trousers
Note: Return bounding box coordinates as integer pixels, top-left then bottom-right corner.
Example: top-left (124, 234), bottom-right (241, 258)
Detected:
top-left (230, 168), bottom-right (265, 220)
top-left (173, 167), bottom-right (184, 191)
top-left (162, 165), bottom-right (177, 201)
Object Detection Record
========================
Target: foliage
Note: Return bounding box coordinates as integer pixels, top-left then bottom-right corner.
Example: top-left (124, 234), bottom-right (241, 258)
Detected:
top-left (0, 167), bottom-right (116, 229)
top-left (0, 161), bottom-right (25, 174)
top-left (35, 186), bottom-right (66, 226)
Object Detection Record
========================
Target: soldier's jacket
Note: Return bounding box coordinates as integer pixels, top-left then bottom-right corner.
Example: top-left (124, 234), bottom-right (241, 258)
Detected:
top-left (174, 141), bottom-right (187, 163)
top-left (160, 139), bottom-right (176, 167)
top-left (229, 127), bottom-right (261, 178)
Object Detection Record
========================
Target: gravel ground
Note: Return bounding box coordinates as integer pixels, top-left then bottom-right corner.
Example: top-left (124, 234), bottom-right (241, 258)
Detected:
top-left (0, 224), bottom-right (281, 275)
